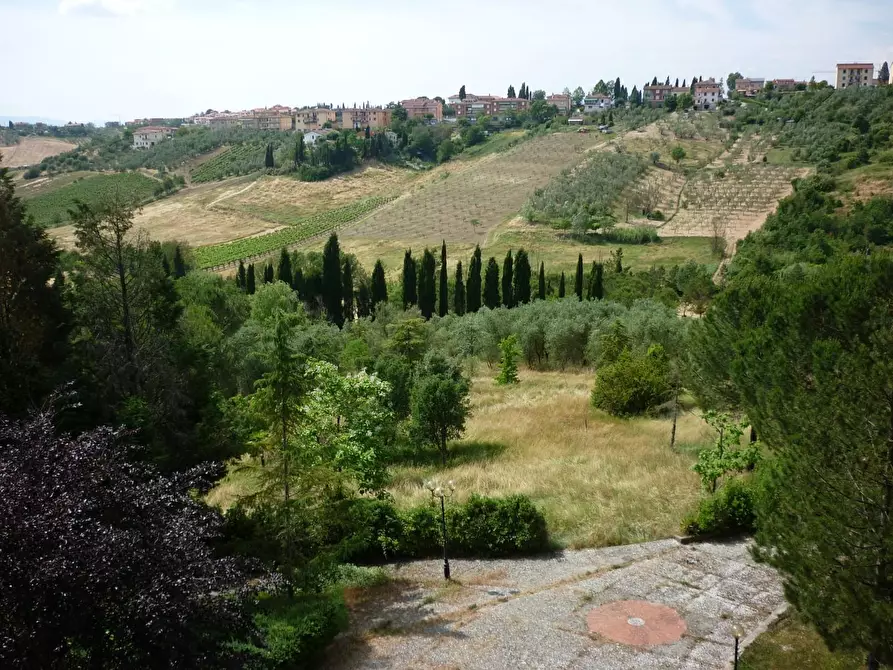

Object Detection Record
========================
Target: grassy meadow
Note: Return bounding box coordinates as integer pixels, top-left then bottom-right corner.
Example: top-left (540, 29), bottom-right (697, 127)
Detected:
top-left (210, 368), bottom-right (710, 549)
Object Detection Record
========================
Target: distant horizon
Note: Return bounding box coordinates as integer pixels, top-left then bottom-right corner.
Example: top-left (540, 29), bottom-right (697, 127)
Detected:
top-left (2, 0), bottom-right (890, 123)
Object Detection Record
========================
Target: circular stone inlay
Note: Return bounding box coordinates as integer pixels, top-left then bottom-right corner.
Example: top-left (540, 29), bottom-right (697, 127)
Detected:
top-left (587, 600), bottom-right (686, 646)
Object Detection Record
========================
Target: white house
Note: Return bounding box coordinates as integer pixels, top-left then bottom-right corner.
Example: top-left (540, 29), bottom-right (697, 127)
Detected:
top-left (303, 129), bottom-right (332, 146)
top-left (132, 126), bottom-right (176, 149)
top-left (583, 94), bottom-right (613, 113)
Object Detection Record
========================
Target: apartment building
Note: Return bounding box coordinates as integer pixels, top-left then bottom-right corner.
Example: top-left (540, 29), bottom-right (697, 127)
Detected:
top-left (401, 97), bottom-right (443, 121)
top-left (247, 108), bottom-right (295, 132)
top-left (546, 93), bottom-right (572, 113)
top-left (694, 78), bottom-right (722, 110)
top-left (643, 85), bottom-right (688, 107)
top-left (836, 63), bottom-right (875, 88)
top-left (772, 79), bottom-right (800, 91)
top-left (295, 108), bottom-right (337, 131)
top-left (340, 106), bottom-right (392, 130)
top-left (735, 78), bottom-right (765, 97)
top-left (132, 126), bottom-right (176, 149)
top-left (451, 94), bottom-right (530, 120)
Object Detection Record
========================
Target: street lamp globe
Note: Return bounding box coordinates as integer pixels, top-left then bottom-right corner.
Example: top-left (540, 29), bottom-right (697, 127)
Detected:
top-left (732, 623), bottom-right (744, 640)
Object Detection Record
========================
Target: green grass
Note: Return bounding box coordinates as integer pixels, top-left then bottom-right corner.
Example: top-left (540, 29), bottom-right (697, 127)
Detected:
top-left (459, 130), bottom-right (529, 160)
top-left (24, 172), bottom-right (160, 228)
top-left (740, 615), bottom-right (864, 670)
top-left (17, 171), bottom-right (102, 199)
top-left (765, 148), bottom-right (809, 165)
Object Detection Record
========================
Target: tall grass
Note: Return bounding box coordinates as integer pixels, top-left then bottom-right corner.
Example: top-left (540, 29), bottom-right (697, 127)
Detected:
top-left (388, 369), bottom-right (708, 548)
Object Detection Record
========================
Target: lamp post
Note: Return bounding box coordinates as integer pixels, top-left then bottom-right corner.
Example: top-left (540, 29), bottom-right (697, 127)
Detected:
top-left (425, 479), bottom-right (455, 580)
top-left (732, 623), bottom-right (744, 670)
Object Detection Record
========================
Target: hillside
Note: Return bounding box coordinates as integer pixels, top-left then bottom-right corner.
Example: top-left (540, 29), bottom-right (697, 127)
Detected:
top-left (0, 137), bottom-right (78, 168)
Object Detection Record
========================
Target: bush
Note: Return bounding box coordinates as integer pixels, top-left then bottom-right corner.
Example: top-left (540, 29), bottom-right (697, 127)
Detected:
top-left (233, 593), bottom-right (348, 669)
top-left (682, 478), bottom-right (756, 537)
top-left (591, 345), bottom-right (671, 416)
top-left (23, 167), bottom-right (41, 179)
top-left (645, 210), bottom-right (665, 221)
top-left (600, 226), bottom-right (660, 244)
top-left (346, 494), bottom-right (551, 562)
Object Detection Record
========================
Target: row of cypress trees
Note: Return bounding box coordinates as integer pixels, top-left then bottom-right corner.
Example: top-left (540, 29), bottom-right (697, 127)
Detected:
top-left (400, 244), bottom-right (612, 319)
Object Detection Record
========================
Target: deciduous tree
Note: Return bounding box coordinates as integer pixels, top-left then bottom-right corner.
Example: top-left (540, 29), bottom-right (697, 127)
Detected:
top-left (410, 352), bottom-right (471, 465)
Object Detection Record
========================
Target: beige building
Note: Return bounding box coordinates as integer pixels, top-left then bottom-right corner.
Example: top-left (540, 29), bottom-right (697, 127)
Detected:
top-left (836, 63), bottom-right (875, 89)
top-left (132, 126), bottom-right (176, 149)
top-left (295, 108), bottom-right (337, 131)
top-left (340, 106), bottom-right (392, 130)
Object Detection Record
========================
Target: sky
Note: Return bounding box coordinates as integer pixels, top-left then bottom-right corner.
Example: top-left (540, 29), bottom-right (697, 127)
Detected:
top-left (1, 0), bottom-right (891, 123)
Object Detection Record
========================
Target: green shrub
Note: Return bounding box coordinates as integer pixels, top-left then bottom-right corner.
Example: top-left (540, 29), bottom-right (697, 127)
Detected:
top-left (600, 226), bottom-right (661, 244)
top-left (23, 167), bottom-right (41, 179)
top-left (591, 345), bottom-right (671, 416)
top-left (233, 593), bottom-right (348, 669)
top-left (682, 478), bottom-right (756, 537)
top-left (450, 494), bottom-right (550, 557)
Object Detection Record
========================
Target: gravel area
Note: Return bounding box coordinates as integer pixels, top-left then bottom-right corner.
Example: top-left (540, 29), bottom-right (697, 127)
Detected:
top-left (326, 538), bottom-right (785, 670)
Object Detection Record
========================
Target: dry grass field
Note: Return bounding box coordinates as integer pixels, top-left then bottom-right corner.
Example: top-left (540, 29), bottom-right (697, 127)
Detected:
top-left (209, 369), bottom-right (710, 549)
top-left (0, 137), bottom-right (78, 167)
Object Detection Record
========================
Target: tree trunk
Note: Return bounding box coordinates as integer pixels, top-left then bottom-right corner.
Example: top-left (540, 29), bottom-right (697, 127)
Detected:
top-left (670, 383), bottom-right (680, 451)
top-left (867, 652), bottom-right (879, 670)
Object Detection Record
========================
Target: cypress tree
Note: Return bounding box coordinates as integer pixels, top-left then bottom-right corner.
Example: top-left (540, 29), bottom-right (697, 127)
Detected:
top-left (537, 262), bottom-right (545, 300)
top-left (502, 250), bottom-right (514, 308)
top-left (357, 281), bottom-right (371, 318)
top-left (173, 245), bottom-right (186, 278)
top-left (513, 248), bottom-right (531, 305)
top-left (558, 271), bottom-right (566, 298)
top-left (371, 259), bottom-right (387, 311)
top-left (402, 250), bottom-right (417, 309)
top-left (574, 254), bottom-right (584, 300)
top-left (237, 260), bottom-right (246, 289)
top-left (483, 257), bottom-right (500, 309)
top-left (292, 267), bottom-right (304, 299)
top-left (418, 248), bottom-right (436, 319)
top-left (467, 245), bottom-right (482, 313)
top-left (322, 233), bottom-right (343, 327)
top-left (454, 261), bottom-right (465, 316)
top-left (342, 258), bottom-right (354, 323)
top-left (675, 77), bottom-right (679, 87)
top-left (651, 76), bottom-right (658, 86)
top-left (586, 261), bottom-right (597, 300)
top-left (246, 263), bottom-right (256, 295)
top-left (438, 240), bottom-right (448, 318)
top-left (593, 262), bottom-right (604, 300)
top-left (264, 263), bottom-right (274, 284)
top-left (277, 248), bottom-right (292, 286)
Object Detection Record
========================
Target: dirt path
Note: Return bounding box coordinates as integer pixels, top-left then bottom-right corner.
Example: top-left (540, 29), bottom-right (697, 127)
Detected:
top-left (327, 538), bottom-right (784, 670)
top-left (208, 178), bottom-right (258, 207)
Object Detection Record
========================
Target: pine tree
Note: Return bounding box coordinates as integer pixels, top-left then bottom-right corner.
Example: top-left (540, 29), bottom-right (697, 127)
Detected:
top-left (513, 248), bottom-right (531, 305)
top-left (483, 257), bottom-right (500, 309)
top-left (459, 85), bottom-right (466, 100)
top-left (322, 233), bottom-right (343, 327)
top-left (630, 85), bottom-right (640, 106)
top-left (537, 262), bottom-right (546, 300)
top-left (466, 245), bottom-right (482, 313)
top-left (559, 272), bottom-right (566, 298)
top-left (342, 258), bottom-right (354, 323)
top-left (438, 240), bottom-right (448, 318)
top-left (402, 250), bottom-right (417, 309)
top-left (276, 248), bottom-right (292, 286)
top-left (574, 254), bottom-right (584, 300)
top-left (880, 61), bottom-right (890, 85)
top-left (690, 76), bottom-right (697, 94)
top-left (371, 259), bottom-right (387, 311)
top-left (246, 264), bottom-right (256, 294)
top-left (675, 77), bottom-right (679, 87)
top-left (417, 248), bottom-right (436, 320)
top-left (173, 245), bottom-right (186, 278)
top-left (682, 78), bottom-right (687, 88)
top-left (454, 261), bottom-right (465, 316)
top-left (237, 260), bottom-right (246, 289)
top-left (665, 76), bottom-right (670, 86)
top-left (651, 76), bottom-right (658, 86)
top-left (507, 85), bottom-right (516, 98)
top-left (613, 77), bottom-right (621, 100)
top-left (501, 251), bottom-right (514, 308)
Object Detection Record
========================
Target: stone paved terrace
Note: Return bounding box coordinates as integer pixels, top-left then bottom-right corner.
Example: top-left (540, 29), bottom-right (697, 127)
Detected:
top-left (326, 538), bottom-right (785, 670)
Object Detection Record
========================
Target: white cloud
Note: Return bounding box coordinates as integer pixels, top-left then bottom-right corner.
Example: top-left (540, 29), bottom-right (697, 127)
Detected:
top-left (58, 0), bottom-right (173, 17)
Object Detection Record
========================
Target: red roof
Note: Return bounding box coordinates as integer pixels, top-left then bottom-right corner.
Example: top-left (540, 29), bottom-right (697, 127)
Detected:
top-left (837, 63), bottom-right (873, 69)
top-left (135, 126), bottom-right (174, 133)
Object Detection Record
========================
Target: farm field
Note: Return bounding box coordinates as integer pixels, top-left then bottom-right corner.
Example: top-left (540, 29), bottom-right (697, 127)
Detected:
top-left (340, 130), bottom-right (609, 245)
top-left (0, 136), bottom-right (78, 167)
top-left (26, 172), bottom-right (161, 228)
top-left (209, 369), bottom-right (709, 549)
